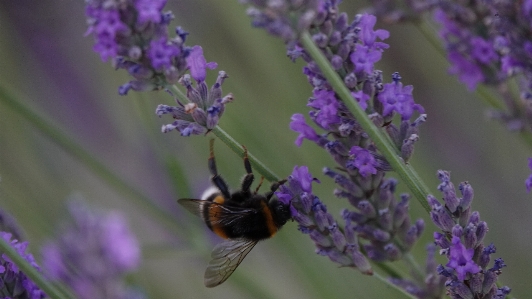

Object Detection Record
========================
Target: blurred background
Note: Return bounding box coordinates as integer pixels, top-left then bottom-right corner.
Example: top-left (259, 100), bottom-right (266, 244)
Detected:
top-left (0, 0), bottom-right (530, 298)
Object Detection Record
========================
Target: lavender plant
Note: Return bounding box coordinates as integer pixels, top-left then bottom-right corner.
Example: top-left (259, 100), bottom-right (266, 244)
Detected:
top-left (0, 0), bottom-right (526, 298)
top-left (365, 0), bottom-right (532, 105)
top-left (429, 171), bottom-right (510, 299)
top-left (363, 0), bottom-right (532, 191)
top-left (390, 171), bottom-right (511, 298)
top-left (245, 0), bottom-right (429, 267)
top-left (241, 0), bottom-right (512, 297)
top-left (85, 0), bottom-right (233, 136)
top-left (0, 232), bottom-right (47, 299)
top-left (0, 210), bottom-right (46, 299)
top-left (41, 201), bottom-right (142, 299)
top-left (84, 0), bottom-right (513, 296)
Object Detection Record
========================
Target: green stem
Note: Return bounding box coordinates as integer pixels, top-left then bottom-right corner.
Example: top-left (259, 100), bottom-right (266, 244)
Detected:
top-left (0, 236), bottom-right (69, 299)
top-left (300, 32), bottom-right (431, 213)
top-left (372, 271), bottom-right (418, 299)
top-left (372, 261), bottom-right (402, 278)
top-left (169, 84), bottom-right (188, 104)
top-left (0, 85), bottom-right (187, 238)
top-left (477, 85), bottom-right (506, 110)
top-left (211, 126), bottom-right (280, 182)
top-left (167, 85), bottom-right (281, 182)
top-left (414, 20), bottom-right (446, 58)
top-left (404, 252), bottom-right (424, 279)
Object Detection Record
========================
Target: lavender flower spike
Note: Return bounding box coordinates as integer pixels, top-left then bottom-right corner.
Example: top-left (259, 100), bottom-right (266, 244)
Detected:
top-left (525, 158), bottom-right (532, 192)
top-left (276, 166), bottom-right (373, 274)
top-left (382, 1), bottom-right (532, 135)
top-left (85, 0), bottom-right (234, 136)
top-left (157, 59), bottom-right (233, 136)
top-left (86, 0), bottom-right (189, 94)
top-left (42, 201), bottom-right (142, 299)
top-left (276, 1), bottom-right (426, 264)
top-left (0, 232), bottom-right (47, 299)
top-left (428, 171), bottom-right (511, 299)
top-left (241, 0), bottom-right (320, 43)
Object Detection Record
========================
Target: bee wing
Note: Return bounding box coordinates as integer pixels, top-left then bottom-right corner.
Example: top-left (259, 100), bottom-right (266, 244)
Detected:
top-left (204, 239), bottom-right (258, 288)
top-left (178, 198), bottom-right (258, 225)
top-left (177, 198), bottom-right (205, 218)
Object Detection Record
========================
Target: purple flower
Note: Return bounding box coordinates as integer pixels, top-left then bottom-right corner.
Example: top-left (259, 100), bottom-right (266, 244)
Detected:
top-left (448, 51), bottom-right (484, 91)
top-left (358, 14), bottom-right (390, 49)
top-left (186, 45), bottom-right (218, 82)
top-left (350, 44), bottom-right (382, 75)
top-left (290, 165), bottom-right (314, 194)
top-left (241, 0), bottom-right (320, 43)
top-left (157, 71), bottom-right (233, 136)
top-left (431, 7), bottom-right (496, 92)
top-left (470, 37), bottom-right (497, 65)
top-left (86, 0), bottom-right (189, 92)
top-left (0, 232), bottom-right (46, 299)
top-left (250, 2), bottom-right (427, 267)
top-left (348, 14), bottom-right (390, 76)
top-left (351, 90), bottom-right (370, 110)
top-left (88, 9), bottom-right (129, 61)
top-left (447, 236), bottom-right (480, 281)
top-left (526, 158), bottom-right (532, 192)
top-left (290, 114), bottom-right (320, 147)
top-left (135, 0), bottom-right (166, 24)
top-left (42, 201), bottom-right (141, 299)
top-left (367, 0), bottom-right (532, 135)
top-left (428, 171), bottom-right (511, 298)
top-left (276, 166), bottom-right (373, 274)
top-left (243, 0), bottom-right (427, 286)
top-left (92, 32), bottom-right (119, 62)
top-left (308, 89), bottom-right (342, 129)
top-left (377, 73), bottom-right (424, 120)
top-left (347, 146), bottom-right (377, 177)
top-left (148, 37), bottom-right (181, 71)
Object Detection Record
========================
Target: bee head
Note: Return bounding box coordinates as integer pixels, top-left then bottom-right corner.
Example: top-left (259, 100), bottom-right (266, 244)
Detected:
top-left (270, 199), bottom-right (292, 227)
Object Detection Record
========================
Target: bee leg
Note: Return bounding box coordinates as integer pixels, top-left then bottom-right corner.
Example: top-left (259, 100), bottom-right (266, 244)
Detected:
top-left (240, 145), bottom-right (254, 193)
top-left (253, 176), bottom-right (265, 194)
top-left (266, 179), bottom-right (287, 200)
top-left (208, 139), bottom-right (231, 199)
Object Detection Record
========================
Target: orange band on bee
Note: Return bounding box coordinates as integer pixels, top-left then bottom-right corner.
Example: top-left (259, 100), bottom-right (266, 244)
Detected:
top-left (213, 195), bottom-right (225, 204)
top-left (260, 201), bottom-right (277, 237)
top-left (209, 202), bottom-right (229, 239)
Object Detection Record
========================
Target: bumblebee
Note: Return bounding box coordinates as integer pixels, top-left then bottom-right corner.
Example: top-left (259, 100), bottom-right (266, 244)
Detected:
top-left (178, 139), bottom-right (291, 287)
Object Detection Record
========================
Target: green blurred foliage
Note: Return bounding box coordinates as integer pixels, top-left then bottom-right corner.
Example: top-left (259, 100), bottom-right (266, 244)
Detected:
top-left (0, 0), bottom-right (530, 298)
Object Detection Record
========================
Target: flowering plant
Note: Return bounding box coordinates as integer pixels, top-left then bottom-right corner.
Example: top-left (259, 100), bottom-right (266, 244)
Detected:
top-left (0, 0), bottom-right (528, 298)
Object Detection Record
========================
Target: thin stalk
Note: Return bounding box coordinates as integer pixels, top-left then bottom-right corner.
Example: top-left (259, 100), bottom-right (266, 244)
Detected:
top-left (0, 236), bottom-right (70, 299)
top-left (404, 252), bottom-right (424, 279)
top-left (414, 19), bottom-right (446, 58)
top-left (169, 84), bottom-right (188, 104)
top-left (372, 271), bottom-right (418, 299)
top-left (167, 85), bottom-right (281, 182)
top-left (300, 32), bottom-right (431, 213)
top-left (372, 261), bottom-right (402, 279)
top-left (211, 126), bottom-right (280, 182)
